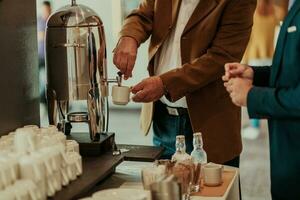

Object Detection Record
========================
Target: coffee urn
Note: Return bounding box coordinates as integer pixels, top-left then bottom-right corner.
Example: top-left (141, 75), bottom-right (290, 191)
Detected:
top-left (45, 0), bottom-right (119, 141)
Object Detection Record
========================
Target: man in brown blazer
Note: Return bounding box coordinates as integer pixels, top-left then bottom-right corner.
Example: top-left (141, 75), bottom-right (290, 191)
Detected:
top-left (113, 0), bottom-right (256, 166)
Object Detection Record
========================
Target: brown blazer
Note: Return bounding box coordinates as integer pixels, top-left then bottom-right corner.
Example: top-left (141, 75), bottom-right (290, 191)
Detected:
top-left (120, 0), bottom-right (256, 164)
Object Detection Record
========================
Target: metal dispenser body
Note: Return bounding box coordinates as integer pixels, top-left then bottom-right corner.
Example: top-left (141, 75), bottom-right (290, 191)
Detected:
top-left (45, 0), bottom-right (108, 141)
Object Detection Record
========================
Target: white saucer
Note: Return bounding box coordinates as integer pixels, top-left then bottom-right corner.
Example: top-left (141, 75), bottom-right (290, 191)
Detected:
top-left (92, 188), bottom-right (148, 200)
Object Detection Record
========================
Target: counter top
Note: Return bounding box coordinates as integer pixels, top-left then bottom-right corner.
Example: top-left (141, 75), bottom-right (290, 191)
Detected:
top-left (50, 145), bottom-right (164, 200)
top-left (50, 153), bottom-right (123, 200)
top-left (94, 161), bottom-right (240, 200)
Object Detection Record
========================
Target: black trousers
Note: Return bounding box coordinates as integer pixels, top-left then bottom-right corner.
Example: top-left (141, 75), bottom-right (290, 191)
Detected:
top-left (223, 156), bottom-right (240, 168)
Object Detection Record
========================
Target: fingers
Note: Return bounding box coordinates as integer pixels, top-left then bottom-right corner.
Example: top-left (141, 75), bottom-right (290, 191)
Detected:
top-left (131, 80), bottom-right (145, 94)
top-left (120, 55), bottom-right (128, 75)
top-left (113, 48), bottom-right (118, 66)
top-left (132, 90), bottom-right (148, 102)
top-left (224, 63), bottom-right (234, 72)
top-left (113, 51), bottom-right (126, 74)
top-left (225, 79), bottom-right (242, 107)
top-left (224, 63), bottom-right (236, 81)
top-left (224, 63), bottom-right (246, 80)
top-left (229, 67), bottom-right (245, 76)
top-left (131, 80), bottom-right (147, 102)
top-left (222, 75), bottom-right (230, 82)
top-left (124, 55), bottom-right (136, 80)
top-left (230, 93), bottom-right (241, 107)
top-left (225, 81), bottom-right (233, 93)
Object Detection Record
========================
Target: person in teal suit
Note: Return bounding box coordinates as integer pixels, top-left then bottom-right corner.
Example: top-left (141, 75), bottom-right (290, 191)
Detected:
top-left (223, 0), bottom-right (300, 199)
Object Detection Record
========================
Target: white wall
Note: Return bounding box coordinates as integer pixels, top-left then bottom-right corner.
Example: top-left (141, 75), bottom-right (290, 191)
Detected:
top-left (37, 0), bottom-right (150, 108)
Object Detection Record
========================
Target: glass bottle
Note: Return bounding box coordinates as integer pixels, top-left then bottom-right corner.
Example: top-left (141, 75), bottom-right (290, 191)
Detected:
top-left (191, 132), bottom-right (207, 164)
top-left (171, 135), bottom-right (191, 162)
top-left (191, 132), bottom-right (207, 192)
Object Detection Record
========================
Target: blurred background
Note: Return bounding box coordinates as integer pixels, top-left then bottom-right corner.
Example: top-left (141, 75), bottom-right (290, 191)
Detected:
top-left (36, 0), bottom-right (289, 199)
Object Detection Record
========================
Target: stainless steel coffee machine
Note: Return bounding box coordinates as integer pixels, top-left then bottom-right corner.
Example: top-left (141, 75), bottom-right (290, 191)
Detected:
top-left (45, 0), bottom-right (120, 142)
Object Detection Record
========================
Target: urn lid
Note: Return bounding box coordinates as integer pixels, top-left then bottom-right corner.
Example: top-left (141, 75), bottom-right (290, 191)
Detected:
top-left (47, 0), bottom-right (102, 28)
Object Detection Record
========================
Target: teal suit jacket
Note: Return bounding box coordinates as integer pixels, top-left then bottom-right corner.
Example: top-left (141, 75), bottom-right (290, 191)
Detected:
top-left (247, 1), bottom-right (300, 199)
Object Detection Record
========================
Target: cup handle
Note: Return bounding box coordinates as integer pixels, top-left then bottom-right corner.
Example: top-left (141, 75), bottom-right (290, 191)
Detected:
top-left (32, 164), bottom-right (42, 181)
top-left (9, 168), bottom-right (17, 182)
top-left (75, 160), bottom-right (82, 175)
top-left (0, 170), bottom-right (8, 186)
top-left (53, 175), bottom-right (59, 190)
top-left (45, 160), bottom-right (53, 175)
top-left (61, 152), bottom-right (68, 165)
top-left (27, 136), bottom-right (35, 152)
top-left (61, 169), bottom-right (69, 184)
top-left (28, 187), bottom-right (38, 200)
top-left (48, 179), bottom-right (56, 197)
top-left (53, 159), bottom-right (59, 170)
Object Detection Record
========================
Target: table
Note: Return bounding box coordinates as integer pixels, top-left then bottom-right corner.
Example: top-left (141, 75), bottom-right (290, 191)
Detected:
top-left (50, 153), bottom-right (124, 200)
top-left (50, 145), bottom-right (164, 199)
top-left (96, 161), bottom-right (240, 200)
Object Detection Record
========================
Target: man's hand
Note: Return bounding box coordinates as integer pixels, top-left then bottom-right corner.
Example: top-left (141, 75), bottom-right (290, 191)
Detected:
top-left (222, 63), bottom-right (254, 82)
top-left (131, 76), bottom-right (165, 103)
top-left (113, 37), bottom-right (138, 80)
top-left (224, 78), bottom-right (253, 107)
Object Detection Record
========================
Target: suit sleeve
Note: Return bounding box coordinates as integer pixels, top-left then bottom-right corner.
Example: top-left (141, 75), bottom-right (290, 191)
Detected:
top-left (159, 0), bottom-right (256, 102)
top-left (247, 83), bottom-right (300, 119)
top-left (119, 0), bottom-right (155, 46)
top-left (252, 66), bottom-right (271, 87)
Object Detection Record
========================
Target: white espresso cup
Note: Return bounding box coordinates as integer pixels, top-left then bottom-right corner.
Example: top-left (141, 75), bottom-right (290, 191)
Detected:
top-left (203, 163), bottom-right (223, 187)
top-left (14, 128), bottom-right (38, 153)
top-left (112, 85), bottom-right (131, 105)
top-left (0, 162), bottom-right (14, 189)
top-left (40, 147), bottom-right (63, 192)
top-left (19, 154), bottom-right (48, 198)
top-left (66, 156), bottom-right (77, 181)
top-left (32, 151), bottom-right (58, 196)
top-left (0, 187), bottom-right (15, 200)
top-left (7, 183), bottom-right (31, 200)
top-left (61, 167), bottom-right (70, 186)
top-left (14, 179), bottom-right (42, 200)
top-left (66, 140), bottom-right (80, 153)
top-left (0, 157), bottom-right (18, 188)
top-left (67, 152), bottom-right (83, 176)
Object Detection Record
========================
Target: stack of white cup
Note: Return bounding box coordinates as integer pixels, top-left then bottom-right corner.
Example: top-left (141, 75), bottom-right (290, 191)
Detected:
top-left (0, 125), bottom-right (83, 200)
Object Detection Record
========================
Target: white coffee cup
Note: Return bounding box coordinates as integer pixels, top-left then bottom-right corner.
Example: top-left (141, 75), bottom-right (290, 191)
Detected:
top-left (19, 154), bottom-right (48, 198)
top-left (40, 147), bottom-right (63, 192)
top-left (61, 167), bottom-right (70, 186)
top-left (0, 156), bottom-right (18, 188)
top-left (7, 183), bottom-right (31, 200)
top-left (66, 156), bottom-right (77, 181)
top-left (112, 85), bottom-right (131, 105)
top-left (14, 128), bottom-right (38, 153)
top-left (14, 180), bottom-right (42, 200)
top-left (66, 140), bottom-right (80, 153)
top-left (48, 125), bottom-right (59, 133)
top-left (32, 151), bottom-right (59, 196)
top-left (60, 151), bottom-right (70, 186)
top-left (0, 187), bottom-right (15, 200)
top-left (203, 164), bottom-right (223, 186)
top-left (67, 152), bottom-right (82, 176)
top-left (23, 125), bottom-right (40, 134)
top-left (0, 163), bottom-right (12, 189)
